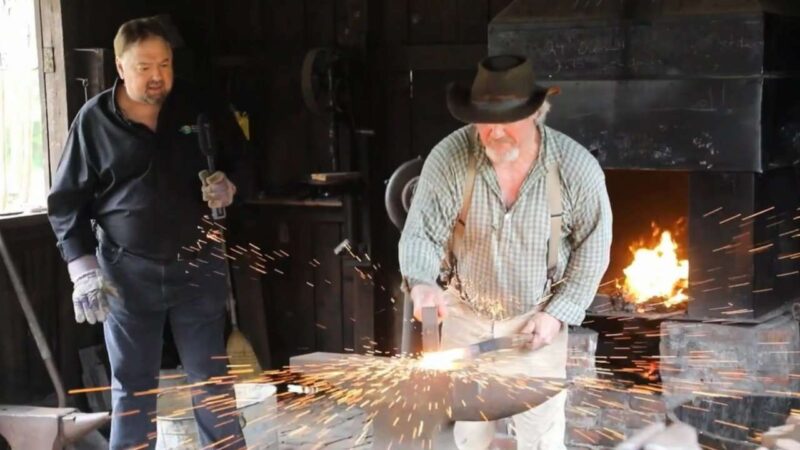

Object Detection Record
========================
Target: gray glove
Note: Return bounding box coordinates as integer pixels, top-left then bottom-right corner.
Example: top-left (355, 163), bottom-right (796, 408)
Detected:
top-left (71, 267), bottom-right (119, 324)
top-left (72, 269), bottom-right (119, 324)
top-left (199, 170), bottom-right (237, 208)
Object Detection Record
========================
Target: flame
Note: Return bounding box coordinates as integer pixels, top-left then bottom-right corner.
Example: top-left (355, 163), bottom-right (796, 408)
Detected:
top-left (416, 349), bottom-right (466, 371)
top-left (622, 231), bottom-right (688, 306)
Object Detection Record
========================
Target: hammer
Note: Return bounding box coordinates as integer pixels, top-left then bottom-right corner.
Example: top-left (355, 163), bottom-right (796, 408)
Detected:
top-left (197, 113), bottom-right (226, 220)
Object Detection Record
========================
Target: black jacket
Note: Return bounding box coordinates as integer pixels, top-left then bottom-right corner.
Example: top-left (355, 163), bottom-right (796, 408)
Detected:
top-left (47, 78), bottom-right (252, 262)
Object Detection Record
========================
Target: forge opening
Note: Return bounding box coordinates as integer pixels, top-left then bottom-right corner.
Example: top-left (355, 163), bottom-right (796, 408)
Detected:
top-left (598, 170), bottom-right (690, 314)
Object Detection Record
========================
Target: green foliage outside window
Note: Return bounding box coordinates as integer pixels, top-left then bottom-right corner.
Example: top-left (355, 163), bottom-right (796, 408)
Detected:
top-left (0, 0), bottom-right (46, 215)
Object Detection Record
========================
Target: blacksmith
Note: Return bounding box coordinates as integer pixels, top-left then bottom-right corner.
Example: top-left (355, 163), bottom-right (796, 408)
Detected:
top-left (399, 54), bottom-right (612, 449)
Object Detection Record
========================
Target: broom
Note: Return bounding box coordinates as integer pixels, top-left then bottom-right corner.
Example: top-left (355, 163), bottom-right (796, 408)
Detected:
top-left (222, 240), bottom-right (262, 377)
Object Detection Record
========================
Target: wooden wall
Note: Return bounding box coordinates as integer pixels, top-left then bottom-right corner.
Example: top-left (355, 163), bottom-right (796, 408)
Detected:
top-left (1, 0), bottom-right (515, 406)
top-left (0, 217), bottom-right (96, 407)
top-left (174, 0), bottom-right (516, 364)
top-left (367, 0), bottom-right (514, 350)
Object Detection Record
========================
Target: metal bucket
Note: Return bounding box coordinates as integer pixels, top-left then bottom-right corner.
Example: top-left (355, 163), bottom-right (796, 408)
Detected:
top-left (156, 382), bottom-right (278, 449)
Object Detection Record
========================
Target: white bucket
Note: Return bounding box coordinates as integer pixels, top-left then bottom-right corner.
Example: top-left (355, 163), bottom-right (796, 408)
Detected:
top-left (156, 382), bottom-right (278, 449)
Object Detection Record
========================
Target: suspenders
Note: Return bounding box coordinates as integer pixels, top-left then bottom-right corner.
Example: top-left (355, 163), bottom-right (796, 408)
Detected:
top-left (449, 150), bottom-right (478, 261)
top-left (545, 161), bottom-right (563, 286)
top-left (447, 148), bottom-right (562, 295)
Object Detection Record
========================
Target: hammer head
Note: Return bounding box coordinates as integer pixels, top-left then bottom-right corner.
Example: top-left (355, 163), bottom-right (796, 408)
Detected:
top-left (196, 113), bottom-right (216, 158)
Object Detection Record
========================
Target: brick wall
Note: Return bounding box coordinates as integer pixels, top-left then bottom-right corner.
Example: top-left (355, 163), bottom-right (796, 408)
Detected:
top-left (565, 327), bottom-right (669, 449)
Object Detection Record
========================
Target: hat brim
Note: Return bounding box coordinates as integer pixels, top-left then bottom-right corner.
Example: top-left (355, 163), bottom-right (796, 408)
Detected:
top-left (446, 82), bottom-right (558, 124)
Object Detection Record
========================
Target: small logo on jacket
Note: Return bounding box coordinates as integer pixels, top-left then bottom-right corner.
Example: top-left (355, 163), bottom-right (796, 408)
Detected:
top-left (179, 125), bottom-right (198, 135)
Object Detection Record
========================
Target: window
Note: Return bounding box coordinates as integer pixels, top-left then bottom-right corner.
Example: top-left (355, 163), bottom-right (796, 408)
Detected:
top-left (0, 0), bottom-right (47, 216)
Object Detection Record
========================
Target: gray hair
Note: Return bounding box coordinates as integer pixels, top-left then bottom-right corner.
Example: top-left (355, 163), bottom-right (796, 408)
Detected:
top-left (533, 99), bottom-right (551, 124)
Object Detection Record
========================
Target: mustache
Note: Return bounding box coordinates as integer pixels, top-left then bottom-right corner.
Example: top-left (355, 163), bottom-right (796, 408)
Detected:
top-left (485, 136), bottom-right (516, 147)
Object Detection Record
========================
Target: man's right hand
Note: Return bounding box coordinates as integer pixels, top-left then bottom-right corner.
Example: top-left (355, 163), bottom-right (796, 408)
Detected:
top-left (410, 284), bottom-right (448, 322)
top-left (68, 256), bottom-right (119, 324)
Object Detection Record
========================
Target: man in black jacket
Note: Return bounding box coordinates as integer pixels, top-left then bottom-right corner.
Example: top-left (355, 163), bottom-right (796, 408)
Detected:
top-left (48, 17), bottom-right (247, 449)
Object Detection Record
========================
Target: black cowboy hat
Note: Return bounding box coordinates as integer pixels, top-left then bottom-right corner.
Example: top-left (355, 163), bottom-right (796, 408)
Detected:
top-left (446, 55), bottom-right (560, 124)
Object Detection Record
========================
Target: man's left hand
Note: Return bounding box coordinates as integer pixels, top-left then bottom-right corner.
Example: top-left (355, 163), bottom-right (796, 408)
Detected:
top-left (521, 312), bottom-right (562, 351)
top-left (199, 170), bottom-right (237, 208)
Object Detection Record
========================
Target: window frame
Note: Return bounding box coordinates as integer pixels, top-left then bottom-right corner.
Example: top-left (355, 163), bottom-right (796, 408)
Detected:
top-left (36, 0), bottom-right (69, 186)
top-left (0, 0), bottom-right (68, 225)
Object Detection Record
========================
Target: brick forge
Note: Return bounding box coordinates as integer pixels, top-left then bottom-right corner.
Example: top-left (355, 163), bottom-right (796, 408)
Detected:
top-left (661, 316), bottom-right (800, 449)
top-left (563, 316), bottom-right (800, 449)
top-left (565, 326), bottom-right (668, 449)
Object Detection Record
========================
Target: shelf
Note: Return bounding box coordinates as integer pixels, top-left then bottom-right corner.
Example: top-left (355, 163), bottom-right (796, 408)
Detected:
top-left (246, 196), bottom-right (343, 208)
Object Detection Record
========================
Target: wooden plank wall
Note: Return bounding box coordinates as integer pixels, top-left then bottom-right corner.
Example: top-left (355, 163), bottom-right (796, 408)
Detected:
top-left (0, 219), bottom-right (96, 407)
top-left (210, 0), bottom-right (371, 367)
top-left (367, 0), bottom-right (514, 351)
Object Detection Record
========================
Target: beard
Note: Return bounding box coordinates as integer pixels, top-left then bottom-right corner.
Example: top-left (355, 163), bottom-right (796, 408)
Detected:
top-left (485, 146), bottom-right (520, 164)
top-left (141, 94), bottom-right (166, 105)
top-left (484, 135), bottom-right (520, 163)
top-left (139, 83), bottom-right (169, 105)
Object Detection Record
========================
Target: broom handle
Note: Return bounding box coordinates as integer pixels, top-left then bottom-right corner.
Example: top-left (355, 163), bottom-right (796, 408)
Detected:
top-left (220, 239), bottom-right (238, 329)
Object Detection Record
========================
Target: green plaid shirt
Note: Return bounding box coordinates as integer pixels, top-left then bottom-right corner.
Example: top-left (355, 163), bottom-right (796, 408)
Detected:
top-left (399, 124), bottom-right (612, 324)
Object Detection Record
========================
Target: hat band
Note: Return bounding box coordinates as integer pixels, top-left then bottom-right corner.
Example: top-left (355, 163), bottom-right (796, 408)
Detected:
top-left (471, 96), bottom-right (530, 111)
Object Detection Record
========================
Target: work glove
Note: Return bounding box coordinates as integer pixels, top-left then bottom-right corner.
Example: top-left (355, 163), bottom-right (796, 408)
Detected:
top-left (68, 256), bottom-right (118, 324)
top-left (199, 170), bottom-right (237, 209)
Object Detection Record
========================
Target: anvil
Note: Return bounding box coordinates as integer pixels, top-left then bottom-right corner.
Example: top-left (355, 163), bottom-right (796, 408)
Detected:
top-left (289, 352), bottom-right (568, 449)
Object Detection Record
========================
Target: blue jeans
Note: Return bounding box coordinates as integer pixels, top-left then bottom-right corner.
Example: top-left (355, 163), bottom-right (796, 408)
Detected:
top-left (98, 238), bottom-right (245, 449)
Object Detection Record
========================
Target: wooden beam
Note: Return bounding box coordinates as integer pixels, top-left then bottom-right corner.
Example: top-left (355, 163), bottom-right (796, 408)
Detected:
top-left (37, 0), bottom-right (69, 184)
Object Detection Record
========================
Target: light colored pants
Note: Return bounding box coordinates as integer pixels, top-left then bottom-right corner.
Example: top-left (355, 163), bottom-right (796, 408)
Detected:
top-left (441, 297), bottom-right (568, 450)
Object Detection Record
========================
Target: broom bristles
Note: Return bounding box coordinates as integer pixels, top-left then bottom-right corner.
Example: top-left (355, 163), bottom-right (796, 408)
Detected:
top-left (227, 329), bottom-right (262, 375)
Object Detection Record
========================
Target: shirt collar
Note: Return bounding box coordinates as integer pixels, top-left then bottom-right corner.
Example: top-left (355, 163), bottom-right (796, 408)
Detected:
top-left (107, 78), bottom-right (179, 127)
top-left (109, 77), bottom-right (125, 121)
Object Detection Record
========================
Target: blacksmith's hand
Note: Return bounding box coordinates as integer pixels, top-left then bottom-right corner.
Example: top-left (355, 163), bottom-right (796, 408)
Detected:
top-left (521, 312), bottom-right (562, 351)
top-left (199, 170), bottom-right (237, 208)
top-left (68, 256), bottom-right (119, 324)
top-left (410, 284), bottom-right (448, 322)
